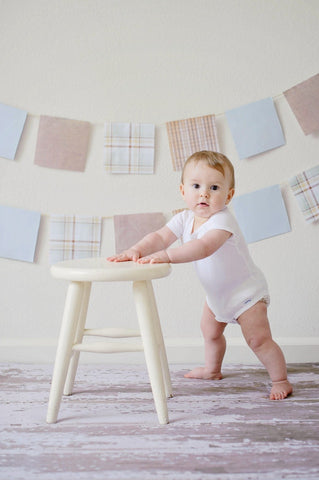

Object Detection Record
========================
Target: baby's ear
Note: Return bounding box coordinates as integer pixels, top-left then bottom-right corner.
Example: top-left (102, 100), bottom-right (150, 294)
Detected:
top-left (226, 188), bottom-right (235, 204)
top-left (179, 183), bottom-right (185, 196)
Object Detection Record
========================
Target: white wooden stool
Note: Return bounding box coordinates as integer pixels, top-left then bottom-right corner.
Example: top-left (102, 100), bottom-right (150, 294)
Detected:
top-left (46, 257), bottom-right (172, 425)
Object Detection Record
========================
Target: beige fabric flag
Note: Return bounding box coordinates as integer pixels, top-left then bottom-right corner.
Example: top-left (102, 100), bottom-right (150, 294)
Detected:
top-left (166, 114), bottom-right (219, 171)
top-left (34, 115), bottom-right (91, 171)
top-left (114, 212), bottom-right (166, 254)
top-left (283, 74), bottom-right (319, 135)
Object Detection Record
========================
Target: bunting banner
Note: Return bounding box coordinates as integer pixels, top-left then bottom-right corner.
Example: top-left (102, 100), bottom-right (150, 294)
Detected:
top-left (0, 73), bottom-right (318, 171)
top-left (0, 74), bottom-right (319, 264)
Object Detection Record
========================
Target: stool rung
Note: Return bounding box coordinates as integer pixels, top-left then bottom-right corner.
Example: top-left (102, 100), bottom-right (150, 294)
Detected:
top-left (73, 341), bottom-right (144, 354)
top-left (84, 328), bottom-right (141, 338)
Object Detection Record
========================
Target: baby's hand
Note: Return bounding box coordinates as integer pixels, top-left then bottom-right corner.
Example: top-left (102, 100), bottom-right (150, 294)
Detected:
top-left (137, 250), bottom-right (170, 264)
top-left (107, 249), bottom-right (141, 262)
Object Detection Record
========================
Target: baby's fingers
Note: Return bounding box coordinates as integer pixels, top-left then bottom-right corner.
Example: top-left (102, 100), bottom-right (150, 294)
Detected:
top-left (107, 253), bottom-right (127, 262)
top-left (137, 256), bottom-right (151, 264)
top-left (150, 258), bottom-right (160, 263)
top-left (107, 255), bottom-right (117, 262)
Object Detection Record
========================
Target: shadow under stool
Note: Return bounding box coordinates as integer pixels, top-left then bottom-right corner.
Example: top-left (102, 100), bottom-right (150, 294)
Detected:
top-left (46, 257), bottom-right (172, 425)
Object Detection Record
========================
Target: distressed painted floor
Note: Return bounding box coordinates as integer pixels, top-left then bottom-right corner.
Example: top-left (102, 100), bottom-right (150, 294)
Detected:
top-left (0, 363), bottom-right (318, 480)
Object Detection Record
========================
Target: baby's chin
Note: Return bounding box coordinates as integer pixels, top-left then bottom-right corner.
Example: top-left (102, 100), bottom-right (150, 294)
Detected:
top-left (192, 206), bottom-right (223, 218)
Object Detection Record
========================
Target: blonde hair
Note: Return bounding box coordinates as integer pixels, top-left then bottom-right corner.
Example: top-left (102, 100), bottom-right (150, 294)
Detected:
top-left (181, 151), bottom-right (235, 189)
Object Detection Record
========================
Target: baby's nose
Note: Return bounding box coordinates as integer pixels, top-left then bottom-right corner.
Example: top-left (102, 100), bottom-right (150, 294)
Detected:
top-left (200, 189), bottom-right (209, 198)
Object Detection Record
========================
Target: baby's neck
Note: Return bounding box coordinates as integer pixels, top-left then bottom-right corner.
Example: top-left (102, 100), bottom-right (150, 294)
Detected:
top-left (192, 206), bottom-right (228, 232)
top-left (192, 215), bottom-right (210, 232)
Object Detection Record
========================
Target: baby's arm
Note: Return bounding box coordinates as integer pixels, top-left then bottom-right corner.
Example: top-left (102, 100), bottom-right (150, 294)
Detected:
top-left (107, 226), bottom-right (177, 262)
top-left (137, 229), bottom-right (231, 264)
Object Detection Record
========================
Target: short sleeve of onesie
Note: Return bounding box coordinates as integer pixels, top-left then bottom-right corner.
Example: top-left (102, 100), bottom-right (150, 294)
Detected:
top-left (194, 209), bottom-right (239, 240)
top-left (166, 210), bottom-right (191, 239)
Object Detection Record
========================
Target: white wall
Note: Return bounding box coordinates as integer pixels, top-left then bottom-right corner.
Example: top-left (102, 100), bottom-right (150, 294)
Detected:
top-left (0, 0), bottom-right (318, 364)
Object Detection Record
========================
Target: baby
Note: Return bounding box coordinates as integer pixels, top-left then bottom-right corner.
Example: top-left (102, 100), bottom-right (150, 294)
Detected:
top-left (108, 151), bottom-right (293, 400)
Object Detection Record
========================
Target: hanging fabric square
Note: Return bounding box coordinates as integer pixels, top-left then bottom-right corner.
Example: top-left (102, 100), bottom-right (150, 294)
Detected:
top-left (104, 122), bottom-right (155, 174)
top-left (284, 73), bottom-right (319, 135)
top-left (113, 212), bottom-right (166, 253)
top-left (232, 185), bottom-right (291, 243)
top-left (289, 165), bottom-right (319, 223)
top-left (166, 114), bottom-right (219, 171)
top-left (0, 103), bottom-right (27, 160)
top-left (34, 116), bottom-right (91, 171)
top-left (49, 215), bottom-right (102, 264)
top-left (225, 98), bottom-right (285, 160)
top-left (0, 205), bottom-right (41, 262)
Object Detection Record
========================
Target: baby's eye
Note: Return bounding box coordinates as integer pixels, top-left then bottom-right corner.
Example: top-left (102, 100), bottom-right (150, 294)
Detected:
top-left (210, 185), bottom-right (219, 191)
top-left (192, 184), bottom-right (200, 189)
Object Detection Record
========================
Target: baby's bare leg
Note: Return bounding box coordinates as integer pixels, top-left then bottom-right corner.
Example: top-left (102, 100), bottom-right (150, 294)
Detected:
top-left (185, 302), bottom-right (227, 380)
top-left (238, 302), bottom-right (293, 400)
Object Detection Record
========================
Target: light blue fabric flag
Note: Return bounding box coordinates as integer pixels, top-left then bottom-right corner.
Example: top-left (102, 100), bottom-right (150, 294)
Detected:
top-left (225, 97), bottom-right (285, 159)
top-left (0, 103), bottom-right (27, 160)
top-left (232, 185), bottom-right (291, 243)
top-left (0, 205), bottom-right (41, 262)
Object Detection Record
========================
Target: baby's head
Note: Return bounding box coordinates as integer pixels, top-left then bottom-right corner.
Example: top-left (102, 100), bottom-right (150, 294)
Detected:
top-left (181, 151), bottom-right (235, 190)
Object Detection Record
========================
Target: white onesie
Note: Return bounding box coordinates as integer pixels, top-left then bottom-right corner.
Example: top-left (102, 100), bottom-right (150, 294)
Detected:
top-left (166, 207), bottom-right (269, 324)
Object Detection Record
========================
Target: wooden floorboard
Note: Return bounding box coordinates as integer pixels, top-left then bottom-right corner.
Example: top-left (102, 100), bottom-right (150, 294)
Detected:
top-left (0, 363), bottom-right (318, 479)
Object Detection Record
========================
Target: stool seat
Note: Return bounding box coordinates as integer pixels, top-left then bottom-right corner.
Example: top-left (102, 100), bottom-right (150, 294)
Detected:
top-left (51, 257), bottom-right (171, 282)
top-left (46, 257), bottom-right (172, 425)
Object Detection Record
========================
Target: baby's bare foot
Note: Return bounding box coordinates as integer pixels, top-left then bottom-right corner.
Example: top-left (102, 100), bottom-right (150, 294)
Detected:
top-left (184, 367), bottom-right (223, 380)
top-left (270, 380), bottom-right (293, 400)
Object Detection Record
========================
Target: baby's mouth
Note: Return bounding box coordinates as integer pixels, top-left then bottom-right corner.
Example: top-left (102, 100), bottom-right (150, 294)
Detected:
top-left (198, 202), bottom-right (209, 207)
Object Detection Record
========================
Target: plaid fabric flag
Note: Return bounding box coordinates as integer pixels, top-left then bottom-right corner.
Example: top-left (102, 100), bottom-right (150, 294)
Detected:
top-left (49, 215), bottom-right (102, 264)
top-left (289, 165), bottom-right (319, 223)
top-left (166, 114), bottom-right (219, 171)
top-left (284, 74), bottom-right (319, 135)
top-left (104, 122), bottom-right (155, 174)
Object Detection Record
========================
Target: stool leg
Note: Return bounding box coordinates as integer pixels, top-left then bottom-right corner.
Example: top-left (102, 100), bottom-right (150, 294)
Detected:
top-left (146, 281), bottom-right (173, 398)
top-left (64, 282), bottom-right (92, 395)
top-left (46, 281), bottom-right (84, 424)
top-left (133, 280), bottom-right (169, 425)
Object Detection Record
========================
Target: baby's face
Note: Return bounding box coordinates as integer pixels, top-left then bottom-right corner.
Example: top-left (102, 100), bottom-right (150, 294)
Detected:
top-left (180, 161), bottom-right (235, 219)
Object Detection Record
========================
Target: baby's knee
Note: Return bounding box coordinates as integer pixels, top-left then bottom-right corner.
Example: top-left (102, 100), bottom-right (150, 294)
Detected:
top-left (245, 334), bottom-right (270, 352)
top-left (200, 306), bottom-right (226, 341)
top-left (202, 326), bottom-right (225, 342)
top-left (208, 332), bottom-right (224, 342)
